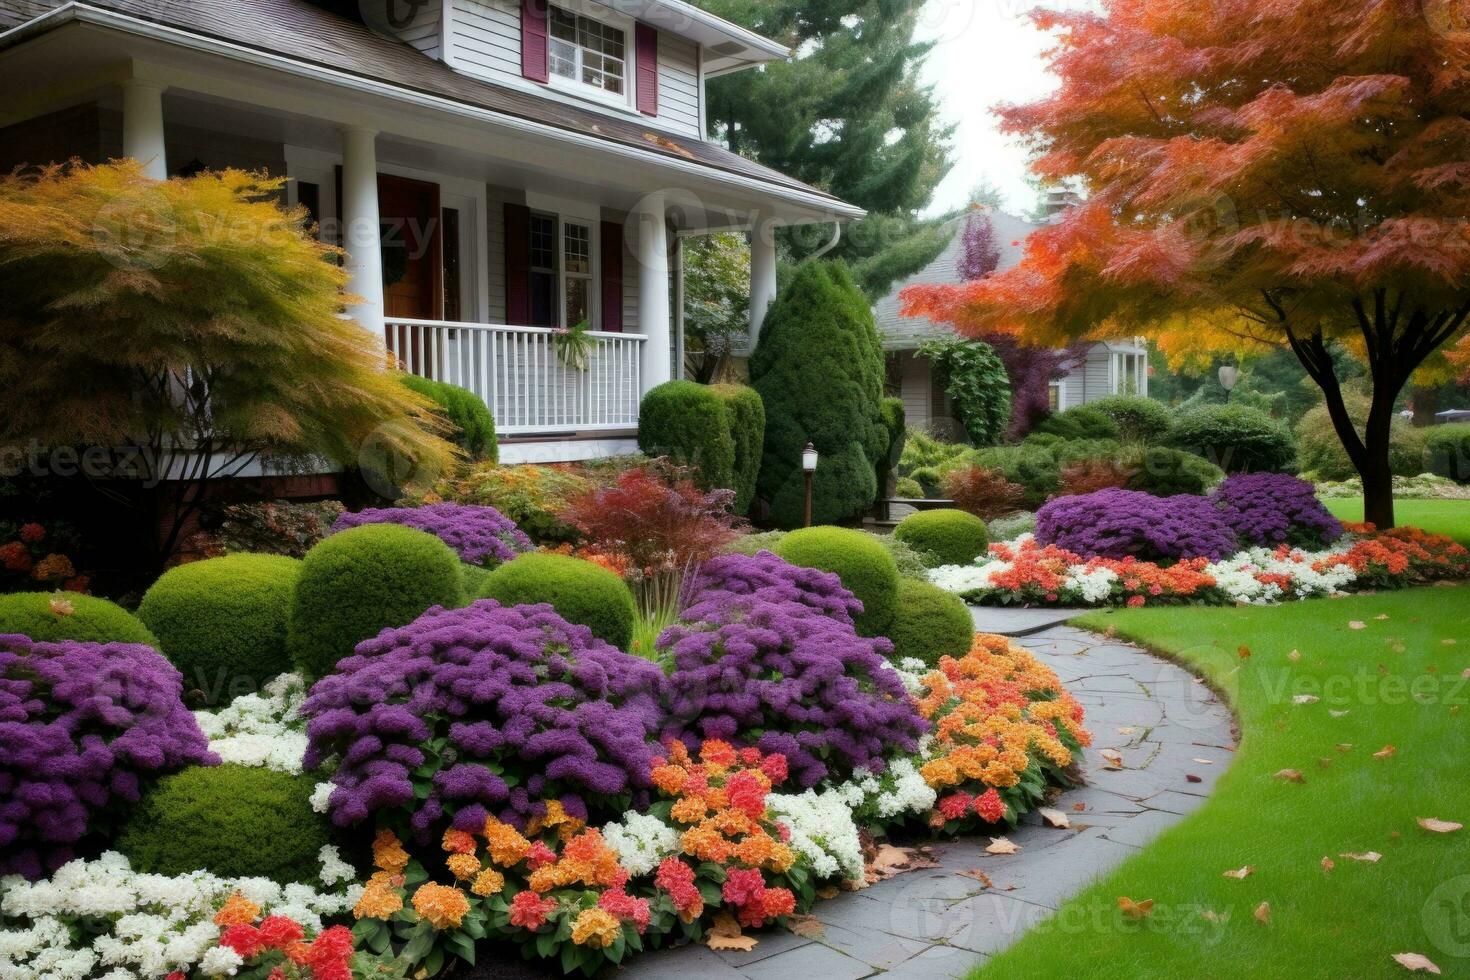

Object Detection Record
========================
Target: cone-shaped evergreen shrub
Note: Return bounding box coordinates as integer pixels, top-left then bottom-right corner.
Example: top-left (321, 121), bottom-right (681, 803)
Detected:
top-left (750, 261), bottom-right (887, 527)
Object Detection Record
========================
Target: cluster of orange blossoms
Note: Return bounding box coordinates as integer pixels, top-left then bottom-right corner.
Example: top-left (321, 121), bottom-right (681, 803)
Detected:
top-left (1318, 524), bottom-right (1469, 582)
top-left (914, 634), bottom-right (1090, 818)
top-left (983, 538), bottom-right (1217, 602)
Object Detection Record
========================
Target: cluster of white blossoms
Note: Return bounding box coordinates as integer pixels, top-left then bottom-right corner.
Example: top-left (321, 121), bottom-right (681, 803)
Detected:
top-left (1203, 546), bottom-right (1357, 604)
top-left (827, 756), bottom-right (937, 826)
top-left (192, 673), bottom-right (310, 774)
top-left (766, 788), bottom-right (865, 881)
top-left (0, 850), bottom-right (362, 980)
top-left (600, 811), bottom-right (680, 877)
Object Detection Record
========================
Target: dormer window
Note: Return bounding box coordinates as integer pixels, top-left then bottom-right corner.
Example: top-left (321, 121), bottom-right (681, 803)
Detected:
top-left (548, 6), bottom-right (627, 101)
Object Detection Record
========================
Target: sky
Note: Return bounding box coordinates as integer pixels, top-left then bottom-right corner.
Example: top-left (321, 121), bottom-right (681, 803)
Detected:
top-left (916, 0), bottom-right (1070, 218)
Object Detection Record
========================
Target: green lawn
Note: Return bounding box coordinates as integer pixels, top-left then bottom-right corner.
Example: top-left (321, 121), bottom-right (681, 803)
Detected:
top-left (973, 586), bottom-right (1470, 980)
top-left (1323, 497), bottom-right (1470, 547)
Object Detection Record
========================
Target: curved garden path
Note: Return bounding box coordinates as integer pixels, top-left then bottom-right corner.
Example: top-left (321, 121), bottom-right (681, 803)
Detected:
top-left (623, 610), bottom-right (1237, 980)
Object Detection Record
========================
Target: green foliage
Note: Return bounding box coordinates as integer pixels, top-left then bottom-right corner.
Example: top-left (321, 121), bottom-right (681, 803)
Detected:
top-left (1295, 394), bottom-right (1425, 481)
top-left (440, 463), bottom-right (593, 544)
top-left (138, 555), bottom-right (300, 704)
top-left (0, 591), bottom-right (157, 645)
top-left (972, 444), bottom-right (1062, 509)
top-left (877, 397), bottom-right (907, 493)
top-left (751, 262), bottom-right (888, 527)
top-left (898, 428), bottom-right (970, 476)
top-left (988, 511), bottom-right (1038, 541)
top-left (894, 476), bottom-right (925, 498)
top-left (1035, 405), bottom-right (1121, 442)
top-left (1425, 424), bottom-right (1470, 482)
top-left (1121, 446), bottom-right (1226, 496)
top-left (871, 531), bottom-right (933, 582)
top-left (919, 337), bottom-right (1012, 446)
top-left (1089, 395), bottom-right (1173, 443)
top-left (400, 374), bottom-right (497, 462)
top-left (893, 509), bottom-right (990, 567)
top-left (478, 552), bottom-right (637, 649)
top-left (723, 530), bottom-right (788, 556)
top-left (638, 380), bottom-right (737, 494)
top-left (211, 500), bottom-right (344, 558)
top-left (288, 524), bottom-right (464, 678)
top-left (711, 384), bottom-right (766, 514)
top-left (1167, 404), bottom-right (1296, 473)
top-left (774, 526), bottom-right (900, 637)
top-left (886, 579), bottom-right (974, 668)
top-left (682, 232), bottom-right (750, 383)
top-left (116, 765), bottom-right (330, 884)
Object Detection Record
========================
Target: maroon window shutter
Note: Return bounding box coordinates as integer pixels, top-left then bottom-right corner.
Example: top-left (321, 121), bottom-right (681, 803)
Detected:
top-left (505, 203), bottom-right (531, 326)
top-left (600, 220), bottom-right (624, 332)
top-left (635, 23), bottom-right (658, 116)
top-left (521, 0), bottom-right (548, 82)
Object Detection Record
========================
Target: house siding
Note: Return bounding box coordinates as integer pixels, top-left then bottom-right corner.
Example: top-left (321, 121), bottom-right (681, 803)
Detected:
top-left (0, 103), bottom-right (103, 171)
top-left (391, 0), bottom-right (445, 60)
top-left (656, 34), bottom-right (702, 138)
top-left (485, 184), bottom-right (518, 323)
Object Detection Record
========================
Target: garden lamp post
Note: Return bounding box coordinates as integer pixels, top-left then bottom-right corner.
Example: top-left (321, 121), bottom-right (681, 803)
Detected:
top-left (1218, 365), bottom-right (1239, 403)
top-left (802, 442), bottom-right (818, 527)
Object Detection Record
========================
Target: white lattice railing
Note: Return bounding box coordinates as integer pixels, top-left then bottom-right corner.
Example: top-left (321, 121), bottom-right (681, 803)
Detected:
top-left (385, 318), bottom-right (645, 436)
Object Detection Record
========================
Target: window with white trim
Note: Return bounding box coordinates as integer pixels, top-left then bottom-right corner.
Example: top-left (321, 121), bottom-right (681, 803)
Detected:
top-left (1048, 379), bottom-right (1064, 412)
top-left (563, 220), bottom-right (593, 328)
top-left (549, 6), bottom-right (627, 100)
top-left (525, 211), bottom-right (598, 329)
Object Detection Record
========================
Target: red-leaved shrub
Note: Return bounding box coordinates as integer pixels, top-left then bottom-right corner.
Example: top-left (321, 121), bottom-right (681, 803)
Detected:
top-left (943, 466), bottom-right (1026, 520)
top-left (1057, 458), bottom-right (1137, 497)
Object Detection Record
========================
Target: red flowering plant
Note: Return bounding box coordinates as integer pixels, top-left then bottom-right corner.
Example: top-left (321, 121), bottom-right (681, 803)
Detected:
top-left (0, 519), bottom-right (89, 593)
top-left (199, 894), bottom-right (355, 980)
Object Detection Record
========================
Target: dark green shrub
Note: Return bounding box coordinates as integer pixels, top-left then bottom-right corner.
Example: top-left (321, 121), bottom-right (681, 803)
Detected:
top-left (1295, 394), bottom-right (1427, 480)
top-left (1168, 404), bottom-right (1295, 472)
top-left (460, 562), bottom-right (493, 597)
top-left (0, 591), bottom-right (156, 645)
top-left (1049, 438), bottom-right (1124, 466)
top-left (116, 765), bottom-right (330, 884)
top-left (1426, 424), bottom-right (1470, 482)
top-left (1035, 405), bottom-right (1121, 442)
top-left (877, 397), bottom-right (907, 493)
top-left (1090, 395), bottom-right (1173, 443)
top-left (478, 552), bottom-right (636, 649)
top-left (1122, 446), bottom-right (1226, 496)
top-left (401, 374), bottom-right (497, 462)
top-left (774, 526), bottom-right (899, 637)
top-left (287, 524), bottom-right (464, 677)
top-left (751, 261), bottom-right (888, 527)
top-left (886, 579), bottom-right (973, 668)
top-left (638, 380), bottom-right (736, 495)
top-left (138, 554), bottom-right (301, 704)
top-left (918, 337), bottom-right (1011, 445)
top-left (893, 509), bottom-right (990, 566)
top-left (972, 444), bottom-right (1062, 508)
top-left (711, 384), bottom-right (766, 514)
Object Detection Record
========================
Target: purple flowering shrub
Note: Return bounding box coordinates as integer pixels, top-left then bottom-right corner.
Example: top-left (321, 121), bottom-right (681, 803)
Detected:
top-left (1210, 473), bottom-right (1344, 548)
top-left (1036, 488), bottom-right (1240, 561)
top-left (332, 502), bottom-right (532, 567)
top-left (0, 635), bottom-right (217, 879)
top-left (659, 595), bottom-right (928, 787)
top-left (686, 551), bottom-right (864, 627)
top-left (301, 600), bottom-right (665, 837)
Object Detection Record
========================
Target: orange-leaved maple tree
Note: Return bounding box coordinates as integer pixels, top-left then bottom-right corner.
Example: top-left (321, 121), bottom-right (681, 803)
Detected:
top-left (901, 0), bottom-right (1470, 528)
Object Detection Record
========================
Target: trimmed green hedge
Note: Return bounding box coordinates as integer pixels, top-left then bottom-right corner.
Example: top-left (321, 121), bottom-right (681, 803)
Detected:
top-left (1167, 404), bottom-right (1295, 473)
top-left (401, 374), bottom-right (497, 462)
top-left (886, 579), bottom-right (974, 668)
top-left (1426, 424), bottom-right (1470, 483)
top-left (893, 509), bottom-right (990, 566)
top-left (711, 384), bottom-right (766, 514)
top-left (288, 524), bottom-right (464, 678)
top-left (775, 526), bottom-right (899, 637)
top-left (877, 397), bottom-right (906, 493)
top-left (138, 554), bottom-right (301, 704)
top-left (478, 552), bottom-right (637, 649)
top-left (116, 765), bottom-right (330, 884)
top-left (638, 380), bottom-right (737, 495)
top-left (1122, 446), bottom-right (1225, 496)
top-left (1090, 395), bottom-right (1173, 443)
top-left (0, 591), bottom-right (157, 646)
top-left (1035, 405), bottom-right (1121, 442)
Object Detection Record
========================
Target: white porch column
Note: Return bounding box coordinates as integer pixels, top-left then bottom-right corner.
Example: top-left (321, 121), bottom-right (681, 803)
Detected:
top-left (341, 126), bottom-right (384, 340)
top-left (121, 80), bottom-right (167, 180)
top-left (749, 209), bottom-right (778, 348)
top-left (636, 192), bottom-right (672, 393)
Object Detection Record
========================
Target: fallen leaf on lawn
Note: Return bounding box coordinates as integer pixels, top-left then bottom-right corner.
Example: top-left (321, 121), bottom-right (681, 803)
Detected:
top-left (707, 911), bottom-right (758, 952)
top-left (1417, 818), bottom-right (1463, 834)
top-left (1444, 638), bottom-right (1458, 646)
top-left (1341, 851), bottom-right (1383, 863)
top-left (1375, 614), bottom-right (1390, 621)
top-left (1254, 901), bottom-right (1270, 925)
top-left (1200, 908), bottom-right (1224, 922)
top-left (986, 837), bottom-right (1021, 855)
top-left (1392, 952), bottom-right (1441, 974)
top-left (1321, 856), bottom-right (1335, 873)
top-left (1099, 749), bottom-right (1125, 769)
top-left (1318, 757), bottom-right (1334, 769)
top-left (1349, 621), bottom-right (1367, 630)
top-left (1192, 757), bottom-right (1214, 765)
top-left (1238, 645), bottom-right (1252, 659)
top-left (786, 914), bottom-right (824, 939)
top-left (1373, 745), bottom-right (1398, 759)
top-left (1293, 694), bottom-right (1320, 705)
top-left (1222, 865), bottom-right (1253, 880)
top-left (1117, 896), bottom-right (1153, 918)
top-left (1073, 802), bottom-right (1088, 812)
top-left (1336, 743), bottom-right (1354, 752)
top-left (865, 843), bottom-right (938, 882)
top-left (1186, 773), bottom-right (1203, 783)
top-left (1288, 649), bottom-right (1301, 661)
top-left (1038, 807), bottom-right (1071, 829)
top-left (1461, 668), bottom-right (1470, 679)
top-left (1274, 768), bottom-right (1305, 783)
top-left (958, 869), bottom-right (994, 887)
top-left (1330, 709), bottom-right (1350, 718)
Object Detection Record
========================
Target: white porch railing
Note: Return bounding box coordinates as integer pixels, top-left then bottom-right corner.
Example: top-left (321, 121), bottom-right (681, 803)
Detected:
top-left (385, 318), bottom-right (645, 436)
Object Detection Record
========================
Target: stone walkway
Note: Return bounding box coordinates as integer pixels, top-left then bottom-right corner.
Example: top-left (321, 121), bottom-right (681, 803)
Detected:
top-left (625, 615), bottom-right (1236, 980)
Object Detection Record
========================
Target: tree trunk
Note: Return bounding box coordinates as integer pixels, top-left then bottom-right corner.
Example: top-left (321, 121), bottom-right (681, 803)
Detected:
top-left (1359, 384), bottom-right (1399, 529)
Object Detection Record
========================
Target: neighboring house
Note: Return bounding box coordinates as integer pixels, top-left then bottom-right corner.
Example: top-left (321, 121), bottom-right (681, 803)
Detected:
top-left (872, 208), bottom-right (1148, 439)
top-left (0, 0), bottom-right (861, 463)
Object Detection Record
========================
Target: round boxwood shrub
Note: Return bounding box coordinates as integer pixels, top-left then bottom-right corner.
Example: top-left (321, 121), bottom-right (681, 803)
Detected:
top-left (401, 374), bottom-right (497, 461)
top-left (894, 476), bottom-right (925, 498)
top-left (478, 552), bottom-right (636, 649)
top-left (893, 509), bottom-right (990, 567)
top-left (886, 579), bottom-right (974, 668)
top-left (1090, 395), bottom-right (1173, 443)
top-left (1035, 405), bottom-right (1121, 442)
top-left (0, 591), bottom-right (157, 646)
top-left (116, 765), bottom-right (329, 884)
top-left (1167, 404), bottom-right (1295, 473)
top-left (774, 526), bottom-right (899, 637)
top-left (1122, 446), bottom-right (1226, 496)
top-left (1426, 424), bottom-right (1470, 482)
top-left (137, 555), bottom-right (301, 704)
top-left (288, 524), bottom-right (465, 678)
top-left (638, 380), bottom-right (736, 495)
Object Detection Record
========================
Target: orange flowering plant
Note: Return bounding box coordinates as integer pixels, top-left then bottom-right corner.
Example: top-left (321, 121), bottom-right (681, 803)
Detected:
top-left (1317, 524), bottom-right (1470, 589)
top-left (910, 634), bottom-right (1092, 834)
